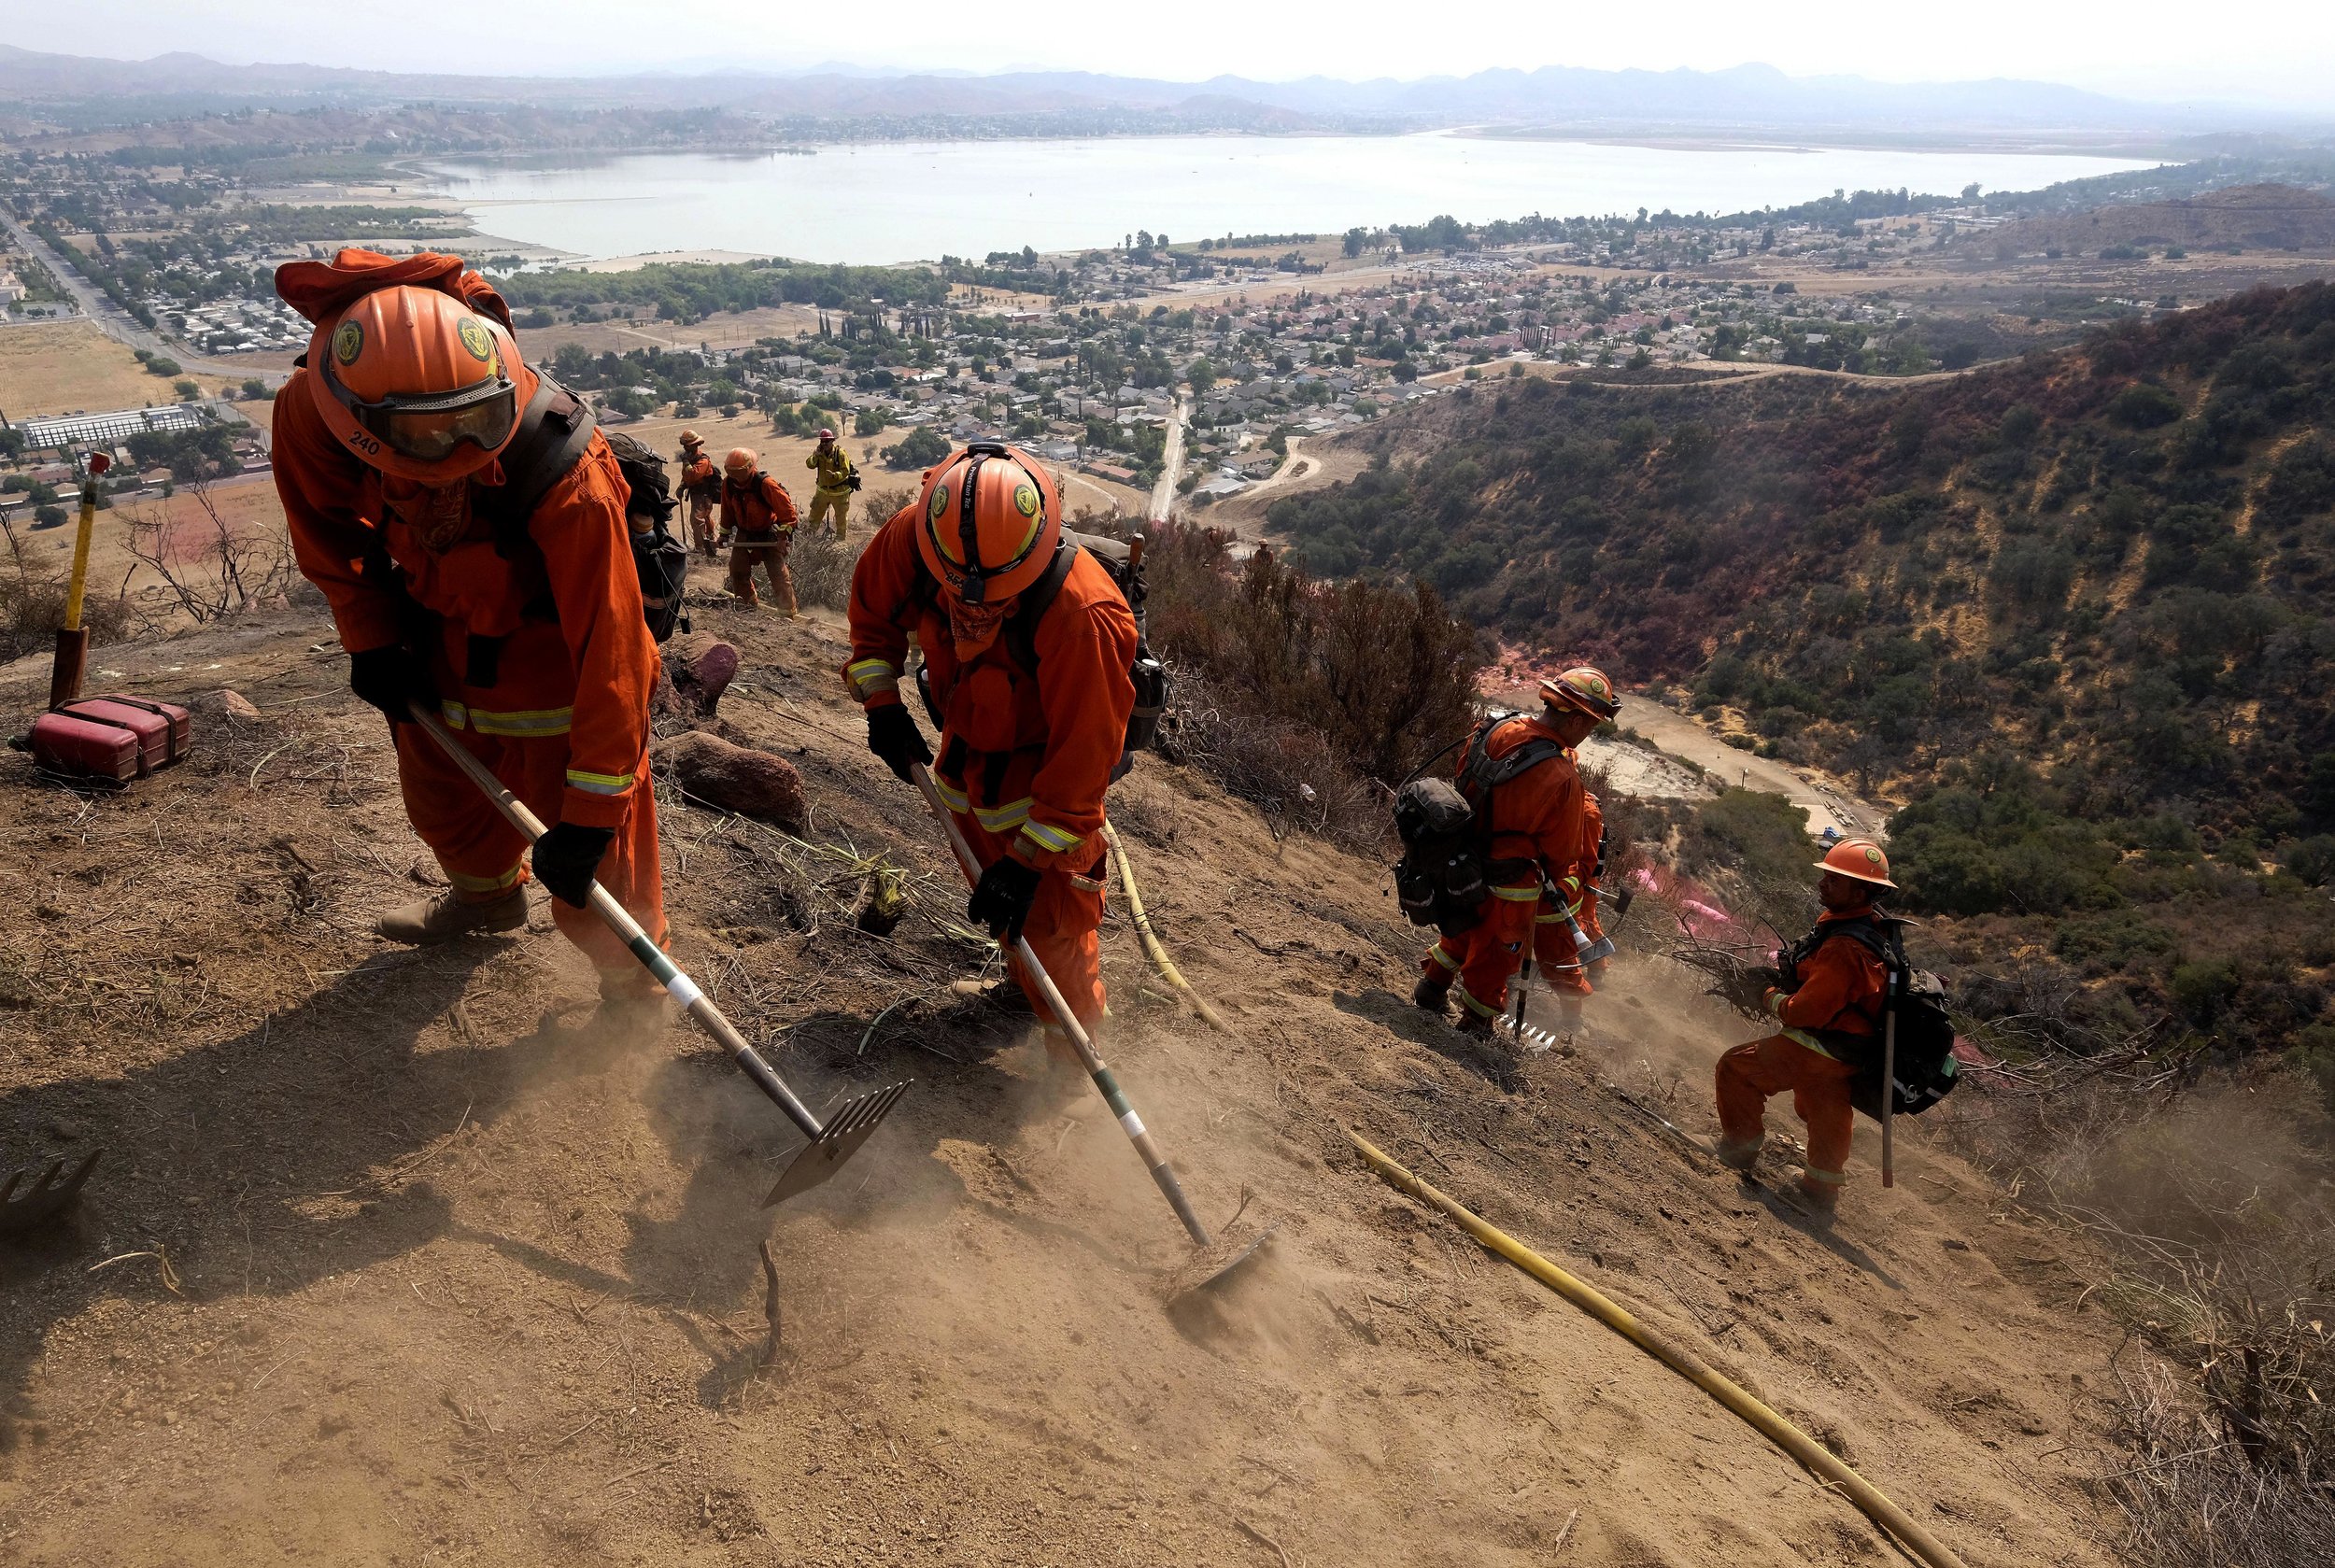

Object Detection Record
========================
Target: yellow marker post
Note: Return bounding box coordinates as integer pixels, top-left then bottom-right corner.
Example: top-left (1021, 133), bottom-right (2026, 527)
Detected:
top-left (47, 450), bottom-right (110, 709)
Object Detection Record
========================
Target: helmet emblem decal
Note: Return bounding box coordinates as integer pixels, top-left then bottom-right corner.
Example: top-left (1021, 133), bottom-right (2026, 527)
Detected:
top-left (928, 485), bottom-right (951, 521)
top-left (332, 318), bottom-right (364, 366)
top-left (1012, 483), bottom-right (1040, 518)
top-left (456, 317), bottom-right (494, 362)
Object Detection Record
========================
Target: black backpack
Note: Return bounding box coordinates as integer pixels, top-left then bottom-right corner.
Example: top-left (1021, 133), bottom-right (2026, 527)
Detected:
top-left (1777, 913), bottom-right (1961, 1120)
top-left (476, 375), bottom-right (690, 643)
top-left (912, 526), bottom-right (1171, 783)
top-left (1392, 713), bottom-right (1566, 936)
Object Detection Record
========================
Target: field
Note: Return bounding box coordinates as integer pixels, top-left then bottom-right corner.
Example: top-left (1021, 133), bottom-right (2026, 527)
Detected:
top-left (0, 320), bottom-right (235, 419)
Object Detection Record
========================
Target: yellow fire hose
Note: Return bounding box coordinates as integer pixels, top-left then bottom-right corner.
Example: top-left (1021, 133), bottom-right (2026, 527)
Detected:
top-left (1346, 1130), bottom-right (1970, 1568)
top-left (1100, 820), bottom-right (1230, 1033)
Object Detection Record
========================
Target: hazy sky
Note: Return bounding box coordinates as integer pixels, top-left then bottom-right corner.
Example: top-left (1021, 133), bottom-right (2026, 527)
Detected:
top-left (53, 1), bottom-right (2335, 109)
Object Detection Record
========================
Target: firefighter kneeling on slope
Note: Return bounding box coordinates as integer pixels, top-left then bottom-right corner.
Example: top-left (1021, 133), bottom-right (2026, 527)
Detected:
top-left (842, 443), bottom-right (1136, 1071)
top-left (1414, 666), bottom-right (1620, 1035)
top-left (1712, 837), bottom-right (1900, 1217)
top-left (269, 248), bottom-right (664, 1013)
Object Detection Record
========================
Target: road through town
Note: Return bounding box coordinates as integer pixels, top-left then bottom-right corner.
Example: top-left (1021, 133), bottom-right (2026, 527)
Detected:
top-left (1148, 394), bottom-right (1189, 521)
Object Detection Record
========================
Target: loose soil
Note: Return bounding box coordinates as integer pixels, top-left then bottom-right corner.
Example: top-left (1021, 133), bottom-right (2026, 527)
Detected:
top-left (0, 597), bottom-right (2128, 1565)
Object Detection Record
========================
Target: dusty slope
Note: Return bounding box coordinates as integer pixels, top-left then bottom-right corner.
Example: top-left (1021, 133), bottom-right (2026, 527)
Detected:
top-left (0, 599), bottom-right (2126, 1566)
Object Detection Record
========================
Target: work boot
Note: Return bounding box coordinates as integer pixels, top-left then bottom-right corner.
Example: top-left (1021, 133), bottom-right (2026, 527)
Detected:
top-left (594, 968), bottom-right (668, 1040)
top-left (1793, 1172), bottom-right (1843, 1222)
top-left (1411, 975), bottom-right (1451, 1016)
top-left (1452, 1008), bottom-right (1494, 1038)
top-left (1713, 1134), bottom-right (1765, 1174)
top-left (375, 885), bottom-right (527, 945)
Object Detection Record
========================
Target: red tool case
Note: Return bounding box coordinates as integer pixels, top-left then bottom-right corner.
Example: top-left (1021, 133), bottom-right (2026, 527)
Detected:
top-left (27, 695), bottom-right (193, 782)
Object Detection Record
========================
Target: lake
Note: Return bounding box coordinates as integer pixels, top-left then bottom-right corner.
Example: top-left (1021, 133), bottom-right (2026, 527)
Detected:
top-left (423, 134), bottom-right (2158, 266)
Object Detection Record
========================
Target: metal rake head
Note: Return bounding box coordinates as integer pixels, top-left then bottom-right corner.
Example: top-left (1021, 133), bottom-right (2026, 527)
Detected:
top-left (762, 1082), bottom-right (910, 1208)
top-left (0, 1149), bottom-right (100, 1235)
top-left (1505, 1018), bottom-right (1568, 1055)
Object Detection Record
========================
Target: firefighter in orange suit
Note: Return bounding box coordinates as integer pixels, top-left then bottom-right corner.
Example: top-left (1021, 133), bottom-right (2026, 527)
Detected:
top-left (676, 430), bottom-right (720, 559)
top-left (1414, 667), bottom-right (1616, 1035)
top-left (842, 442), bottom-right (1137, 1046)
top-left (1534, 764), bottom-right (1611, 1031)
top-left (270, 248), bottom-right (664, 1004)
top-left (1713, 838), bottom-right (1898, 1216)
top-left (720, 446), bottom-right (799, 614)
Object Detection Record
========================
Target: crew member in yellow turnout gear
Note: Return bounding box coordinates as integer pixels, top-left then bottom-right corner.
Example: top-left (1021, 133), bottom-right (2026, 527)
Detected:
top-left (806, 428), bottom-right (856, 542)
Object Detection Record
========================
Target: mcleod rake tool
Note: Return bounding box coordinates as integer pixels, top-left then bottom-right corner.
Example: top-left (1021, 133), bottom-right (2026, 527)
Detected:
top-left (412, 703), bottom-right (906, 1206)
top-left (0, 1150), bottom-right (99, 1235)
top-left (910, 765), bottom-right (1226, 1250)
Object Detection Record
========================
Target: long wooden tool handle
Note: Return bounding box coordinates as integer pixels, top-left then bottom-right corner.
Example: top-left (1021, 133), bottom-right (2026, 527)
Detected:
top-left (1879, 1000), bottom-right (1898, 1190)
top-left (408, 703), bottom-right (826, 1141)
top-left (911, 764), bottom-right (1210, 1246)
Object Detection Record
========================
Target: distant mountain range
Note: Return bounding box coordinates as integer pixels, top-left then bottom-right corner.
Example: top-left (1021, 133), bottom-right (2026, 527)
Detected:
top-left (0, 46), bottom-right (2306, 139)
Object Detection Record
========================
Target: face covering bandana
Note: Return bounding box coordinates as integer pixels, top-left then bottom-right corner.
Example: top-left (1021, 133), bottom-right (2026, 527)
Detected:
top-left (947, 596), bottom-right (1012, 660)
top-left (389, 477), bottom-right (476, 553)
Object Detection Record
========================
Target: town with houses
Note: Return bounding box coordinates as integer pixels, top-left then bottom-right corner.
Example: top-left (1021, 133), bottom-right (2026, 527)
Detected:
top-left (0, 151), bottom-right (2186, 524)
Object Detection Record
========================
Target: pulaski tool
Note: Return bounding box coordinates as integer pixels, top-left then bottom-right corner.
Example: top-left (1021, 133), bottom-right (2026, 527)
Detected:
top-left (412, 702), bottom-right (906, 1206)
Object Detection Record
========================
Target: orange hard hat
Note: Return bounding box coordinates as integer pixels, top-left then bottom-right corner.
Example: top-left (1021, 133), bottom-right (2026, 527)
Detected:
top-left (1814, 838), bottom-right (1897, 889)
top-left (914, 442), bottom-right (1062, 604)
top-left (725, 447), bottom-right (758, 475)
top-left (678, 429), bottom-right (703, 448)
top-left (1539, 665), bottom-right (1621, 721)
top-left (305, 284), bottom-right (522, 482)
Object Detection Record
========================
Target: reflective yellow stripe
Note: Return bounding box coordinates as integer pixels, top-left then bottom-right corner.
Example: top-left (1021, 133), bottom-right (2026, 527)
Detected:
top-left (1453, 982), bottom-right (1499, 1018)
top-left (974, 797), bottom-right (1034, 833)
top-left (1781, 1025), bottom-right (1836, 1060)
top-left (445, 704), bottom-right (574, 738)
top-left (846, 657), bottom-right (899, 700)
top-left (446, 863), bottom-right (522, 894)
top-left (932, 776), bottom-right (970, 813)
top-left (1491, 883), bottom-right (1543, 902)
top-left (565, 768), bottom-right (634, 797)
top-left (1019, 818), bottom-right (1082, 855)
top-left (1426, 940), bottom-right (1460, 971)
top-left (1800, 1165), bottom-right (1847, 1186)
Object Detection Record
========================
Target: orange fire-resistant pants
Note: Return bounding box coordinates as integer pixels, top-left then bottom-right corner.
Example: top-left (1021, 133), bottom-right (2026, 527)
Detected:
top-left (1716, 1034), bottom-right (1858, 1187)
top-left (955, 810), bottom-right (1108, 1038)
top-left (395, 717), bottom-right (666, 991)
top-left (1423, 885), bottom-right (1609, 1020)
top-left (686, 494), bottom-right (719, 555)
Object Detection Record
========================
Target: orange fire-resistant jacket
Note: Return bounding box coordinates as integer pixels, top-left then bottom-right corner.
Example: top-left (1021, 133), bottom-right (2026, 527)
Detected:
top-left (1473, 713), bottom-right (1588, 903)
top-left (721, 472), bottom-right (797, 535)
top-left (843, 504), bottom-right (1137, 871)
top-left (271, 254), bottom-right (656, 832)
top-left (1768, 904), bottom-right (1889, 1044)
top-left (679, 454), bottom-right (719, 498)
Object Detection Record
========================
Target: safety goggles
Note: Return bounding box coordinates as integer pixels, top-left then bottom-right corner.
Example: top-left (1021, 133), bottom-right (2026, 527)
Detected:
top-left (322, 361), bottom-right (517, 463)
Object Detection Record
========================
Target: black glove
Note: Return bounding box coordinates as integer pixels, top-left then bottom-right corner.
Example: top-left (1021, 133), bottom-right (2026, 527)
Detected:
top-left (348, 644), bottom-right (434, 727)
top-left (865, 702), bottom-right (932, 784)
top-left (967, 855), bottom-right (1043, 943)
top-left (531, 822), bottom-right (616, 909)
top-left (1714, 965), bottom-right (1783, 1016)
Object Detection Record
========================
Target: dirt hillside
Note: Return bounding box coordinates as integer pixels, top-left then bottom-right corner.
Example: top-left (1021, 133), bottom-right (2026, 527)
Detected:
top-left (0, 596), bottom-right (2128, 1566)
